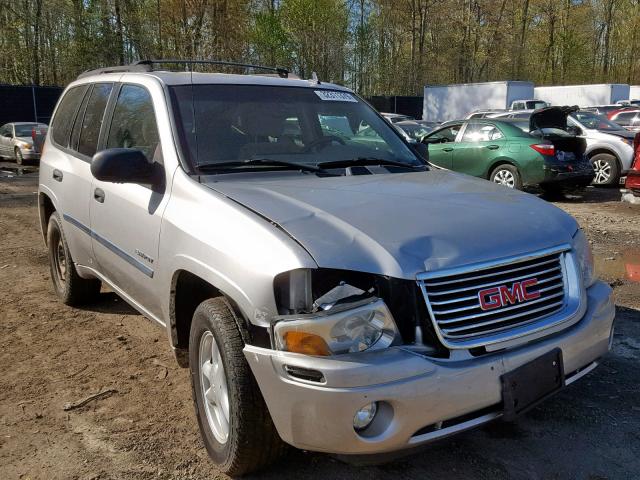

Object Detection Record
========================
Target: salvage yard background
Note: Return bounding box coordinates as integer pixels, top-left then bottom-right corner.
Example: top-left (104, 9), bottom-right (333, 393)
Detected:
top-left (1, 166), bottom-right (639, 479)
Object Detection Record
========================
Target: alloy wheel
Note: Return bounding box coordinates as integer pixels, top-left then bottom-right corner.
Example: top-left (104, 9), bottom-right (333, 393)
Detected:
top-left (493, 169), bottom-right (516, 188)
top-left (592, 159), bottom-right (611, 184)
top-left (199, 331), bottom-right (230, 444)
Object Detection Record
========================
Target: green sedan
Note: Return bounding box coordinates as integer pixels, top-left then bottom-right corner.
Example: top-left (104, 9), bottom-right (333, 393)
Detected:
top-left (422, 116), bottom-right (594, 191)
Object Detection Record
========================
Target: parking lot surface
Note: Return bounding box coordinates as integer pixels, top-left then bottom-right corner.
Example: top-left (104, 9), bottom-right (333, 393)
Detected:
top-left (1, 169), bottom-right (639, 480)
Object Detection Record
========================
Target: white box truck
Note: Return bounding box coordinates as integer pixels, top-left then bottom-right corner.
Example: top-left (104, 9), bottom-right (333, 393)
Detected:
top-left (423, 81), bottom-right (535, 122)
top-left (630, 85), bottom-right (640, 101)
top-left (534, 84), bottom-right (630, 107)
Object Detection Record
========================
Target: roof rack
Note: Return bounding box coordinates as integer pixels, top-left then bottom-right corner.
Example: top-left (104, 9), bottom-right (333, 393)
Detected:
top-left (77, 59), bottom-right (289, 80)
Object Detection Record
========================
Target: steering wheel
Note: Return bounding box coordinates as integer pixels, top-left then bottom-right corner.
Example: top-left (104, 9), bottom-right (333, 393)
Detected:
top-left (304, 135), bottom-right (347, 152)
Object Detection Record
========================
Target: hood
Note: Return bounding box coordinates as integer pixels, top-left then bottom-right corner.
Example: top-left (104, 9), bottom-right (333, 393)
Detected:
top-left (202, 171), bottom-right (578, 280)
top-left (530, 106), bottom-right (579, 131)
top-left (16, 136), bottom-right (33, 145)
top-left (604, 129), bottom-right (636, 140)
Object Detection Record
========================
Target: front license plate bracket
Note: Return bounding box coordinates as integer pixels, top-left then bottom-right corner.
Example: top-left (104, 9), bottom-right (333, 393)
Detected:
top-left (501, 348), bottom-right (564, 421)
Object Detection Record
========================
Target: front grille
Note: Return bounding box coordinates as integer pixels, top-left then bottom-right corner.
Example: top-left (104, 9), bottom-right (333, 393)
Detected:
top-left (418, 249), bottom-right (569, 348)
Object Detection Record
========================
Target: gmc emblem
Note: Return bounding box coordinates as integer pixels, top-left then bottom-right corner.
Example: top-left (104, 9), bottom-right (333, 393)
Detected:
top-left (478, 278), bottom-right (540, 311)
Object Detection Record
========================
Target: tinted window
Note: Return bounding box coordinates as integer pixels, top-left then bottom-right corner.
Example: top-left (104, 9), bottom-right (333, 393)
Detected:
top-left (428, 125), bottom-right (461, 142)
top-left (107, 85), bottom-right (160, 161)
top-left (77, 83), bottom-right (112, 156)
top-left (613, 112), bottom-right (639, 124)
top-left (51, 86), bottom-right (87, 147)
top-left (170, 85), bottom-right (419, 169)
top-left (571, 111), bottom-right (625, 131)
top-left (14, 124), bottom-right (43, 137)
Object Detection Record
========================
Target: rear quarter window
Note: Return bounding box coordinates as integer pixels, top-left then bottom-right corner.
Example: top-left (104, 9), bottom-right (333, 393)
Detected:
top-left (51, 86), bottom-right (88, 148)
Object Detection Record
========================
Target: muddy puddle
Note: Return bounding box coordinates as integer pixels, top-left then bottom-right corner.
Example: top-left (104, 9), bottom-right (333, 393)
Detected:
top-left (594, 248), bottom-right (640, 283)
top-left (0, 164), bottom-right (38, 177)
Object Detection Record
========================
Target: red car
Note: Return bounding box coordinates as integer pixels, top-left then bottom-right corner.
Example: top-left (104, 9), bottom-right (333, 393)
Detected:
top-left (607, 108), bottom-right (640, 132)
top-left (625, 131), bottom-right (640, 195)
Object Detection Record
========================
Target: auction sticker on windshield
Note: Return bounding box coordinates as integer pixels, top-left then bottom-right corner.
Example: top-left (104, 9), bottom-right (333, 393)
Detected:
top-left (315, 90), bottom-right (357, 102)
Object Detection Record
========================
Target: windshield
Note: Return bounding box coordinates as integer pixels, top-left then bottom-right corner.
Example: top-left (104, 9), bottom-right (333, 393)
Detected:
top-left (170, 85), bottom-right (420, 171)
top-left (14, 124), bottom-right (44, 137)
top-left (571, 111), bottom-right (625, 131)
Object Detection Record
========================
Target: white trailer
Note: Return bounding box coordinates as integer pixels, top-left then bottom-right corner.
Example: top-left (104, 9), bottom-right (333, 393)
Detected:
top-left (423, 81), bottom-right (534, 122)
top-left (534, 84), bottom-right (629, 107)
top-left (630, 85), bottom-right (640, 100)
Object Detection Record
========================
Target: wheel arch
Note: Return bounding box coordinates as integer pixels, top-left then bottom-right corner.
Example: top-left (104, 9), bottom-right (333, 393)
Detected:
top-left (486, 158), bottom-right (517, 179)
top-left (169, 269), bottom-right (256, 367)
top-left (38, 191), bottom-right (57, 245)
top-left (587, 148), bottom-right (621, 170)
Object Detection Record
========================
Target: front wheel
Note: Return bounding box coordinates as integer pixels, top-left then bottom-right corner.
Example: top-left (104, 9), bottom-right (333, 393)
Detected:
top-left (490, 164), bottom-right (522, 190)
top-left (591, 153), bottom-right (619, 186)
top-left (189, 298), bottom-right (285, 476)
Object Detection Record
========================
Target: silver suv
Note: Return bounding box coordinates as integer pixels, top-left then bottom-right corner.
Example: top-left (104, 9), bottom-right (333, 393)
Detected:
top-left (39, 60), bottom-right (615, 476)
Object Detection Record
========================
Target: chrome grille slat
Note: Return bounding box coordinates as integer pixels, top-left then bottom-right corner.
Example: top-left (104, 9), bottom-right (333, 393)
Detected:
top-left (426, 265), bottom-right (562, 297)
top-left (428, 274), bottom-right (564, 306)
top-left (422, 257), bottom-right (558, 287)
top-left (432, 283), bottom-right (563, 315)
top-left (440, 295), bottom-right (565, 331)
top-left (418, 249), bottom-right (569, 348)
top-left (442, 302), bottom-right (565, 338)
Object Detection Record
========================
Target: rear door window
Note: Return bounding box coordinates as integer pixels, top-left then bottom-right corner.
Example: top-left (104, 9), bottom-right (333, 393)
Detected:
top-left (461, 123), bottom-right (504, 142)
top-left (51, 86), bottom-right (88, 148)
top-left (106, 85), bottom-right (160, 161)
top-left (77, 83), bottom-right (113, 157)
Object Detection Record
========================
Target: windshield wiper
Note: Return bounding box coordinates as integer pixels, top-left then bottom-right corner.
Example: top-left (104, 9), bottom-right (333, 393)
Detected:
top-left (317, 157), bottom-right (426, 170)
top-left (197, 159), bottom-right (326, 174)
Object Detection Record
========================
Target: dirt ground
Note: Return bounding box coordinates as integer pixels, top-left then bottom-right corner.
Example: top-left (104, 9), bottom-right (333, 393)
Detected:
top-left (1, 165), bottom-right (639, 480)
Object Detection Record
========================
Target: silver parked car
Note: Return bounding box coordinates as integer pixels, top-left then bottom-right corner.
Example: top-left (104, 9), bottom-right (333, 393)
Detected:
top-left (0, 122), bottom-right (47, 164)
top-left (39, 60), bottom-right (615, 476)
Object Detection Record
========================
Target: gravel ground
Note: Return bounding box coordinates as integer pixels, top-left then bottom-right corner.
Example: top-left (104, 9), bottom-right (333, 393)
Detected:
top-left (0, 168), bottom-right (639, 480)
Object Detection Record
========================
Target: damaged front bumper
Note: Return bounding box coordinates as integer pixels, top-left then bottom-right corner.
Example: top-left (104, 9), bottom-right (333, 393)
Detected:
top-left (243, 280), bottom-right (614, 456)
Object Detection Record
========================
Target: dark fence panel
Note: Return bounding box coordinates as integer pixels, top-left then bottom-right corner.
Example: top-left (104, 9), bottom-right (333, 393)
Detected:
top-left (0, 85), bottom-right (63, 126)
top-left (366, 95), bottom-right (424, 119)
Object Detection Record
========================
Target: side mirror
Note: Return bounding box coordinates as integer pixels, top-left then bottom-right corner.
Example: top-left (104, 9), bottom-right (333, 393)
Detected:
top-left (91, 148), bottom-right (161, 184)
top-left (567, 125), bottom-right (582, 136)
top-left (413, 142), bottom-right (429, 162)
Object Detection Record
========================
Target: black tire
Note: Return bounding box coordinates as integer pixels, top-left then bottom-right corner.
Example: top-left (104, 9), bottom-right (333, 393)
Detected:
top-left (47, 212), bottom-right (101, 305)
top-left (490, 164), bottom-right (522, 190)
top-left (189, 297), bottom-right (285, 476)
top-left (14, 148), bottom-right (23, 165)
top-left (590, 153), bottom-right (619, 186)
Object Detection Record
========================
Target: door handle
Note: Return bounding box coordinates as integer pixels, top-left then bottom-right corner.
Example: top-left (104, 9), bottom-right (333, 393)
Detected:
top-left (93, 188), bottom-right (105, 203)
top-left (443, 147), bottom-right (454, 152)
top-left (486, 145), bottom-right (500, 150)
top-left (52, 169), bottom-right (63, 182)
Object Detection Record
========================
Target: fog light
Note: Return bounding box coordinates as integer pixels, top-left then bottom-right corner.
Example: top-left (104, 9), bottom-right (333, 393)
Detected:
top-left (353, 402), bottom-right (377, 431)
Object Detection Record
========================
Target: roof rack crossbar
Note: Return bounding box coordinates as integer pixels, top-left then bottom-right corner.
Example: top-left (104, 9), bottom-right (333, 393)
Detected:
top-left (77, 59), bottom-right (289, 80)
top-left (134, 59), bottom-right (289, 78)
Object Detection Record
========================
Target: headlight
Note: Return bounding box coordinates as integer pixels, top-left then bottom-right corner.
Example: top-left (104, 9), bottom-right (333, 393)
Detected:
top-left (19, 143), bottom-right (33, 151)
top-left (573, 229), bottom-right (596, 288)
top-left (273, 297), bottom-right (399, 356)
top-left (620, 137), bottom-right (633, 146)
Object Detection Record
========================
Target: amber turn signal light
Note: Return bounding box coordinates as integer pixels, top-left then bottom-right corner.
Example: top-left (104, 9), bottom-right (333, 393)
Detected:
top-left (283, 331), bottom-right (331, 356)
